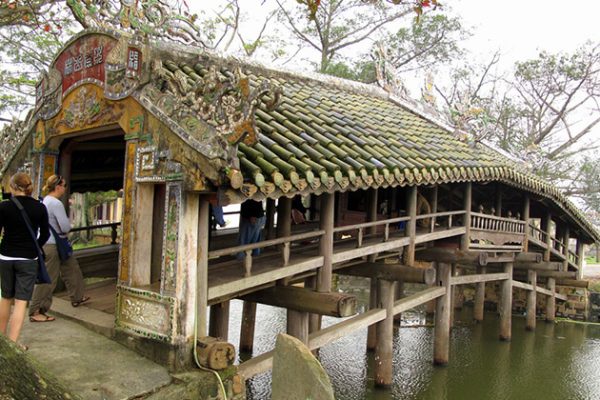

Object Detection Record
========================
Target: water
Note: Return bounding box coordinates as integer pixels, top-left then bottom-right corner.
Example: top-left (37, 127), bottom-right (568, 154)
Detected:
top-left (227, 276), bottom-right (600, 400)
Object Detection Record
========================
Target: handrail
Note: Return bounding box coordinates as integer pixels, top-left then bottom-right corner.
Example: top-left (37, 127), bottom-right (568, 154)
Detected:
top-left (208, 229), bottom-right (325, 258)
top-left (333, 210), bottom-right (465, 234)
top-left (528, 224), bottom-right (547, 242)
top-left (470, 212), bottom-right (525, 234)
top-left (70, 222), bottom-right (121, 244)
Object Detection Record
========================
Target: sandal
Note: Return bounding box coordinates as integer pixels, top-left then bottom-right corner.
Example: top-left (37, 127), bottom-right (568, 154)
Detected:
top-left (29, 313), bottom-right (56, 323)
top-left (71, 296), bottom-right (90, 307)
top-left (17, 343), bottom-right (28, 352)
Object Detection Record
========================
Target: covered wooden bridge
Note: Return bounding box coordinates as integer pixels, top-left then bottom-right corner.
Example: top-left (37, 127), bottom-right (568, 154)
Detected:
top-left (1, 28), bottom-right (598, 389)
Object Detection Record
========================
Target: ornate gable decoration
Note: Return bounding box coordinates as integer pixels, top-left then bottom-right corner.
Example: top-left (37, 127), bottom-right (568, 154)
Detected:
top-left (35, 31), bottom-right (147, 121)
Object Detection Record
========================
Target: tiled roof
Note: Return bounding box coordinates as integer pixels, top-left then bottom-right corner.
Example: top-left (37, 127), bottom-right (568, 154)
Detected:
top-left (159, 56), bottom-right (599, 242)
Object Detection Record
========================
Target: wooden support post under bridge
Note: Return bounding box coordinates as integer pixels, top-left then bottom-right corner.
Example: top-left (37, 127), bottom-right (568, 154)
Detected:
top-left (546, 277), bottom-right (556, 323)
top-left (366, 188), bottom-right (379, 351)
top-left (375, 279), bottom-right (395, 387)
top-left (239, 301), bottom-right (257, 352)
top-left (499, 263), bottom-right (513, 341)
top-left (434, 262), bottom-right (452, 365)
top-left (526, 270), bottom-right (537, 331)
top-left (209, 301), bottom-right (230, 341)
top-left (474, 265), bottom-right (486, 322)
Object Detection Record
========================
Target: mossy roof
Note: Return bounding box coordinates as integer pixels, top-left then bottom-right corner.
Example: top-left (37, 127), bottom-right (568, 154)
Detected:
top-left (158, 52), bottom-right (598, 242)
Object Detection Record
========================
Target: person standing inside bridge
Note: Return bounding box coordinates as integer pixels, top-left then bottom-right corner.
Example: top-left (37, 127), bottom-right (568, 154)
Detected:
top-left (237, 199), bottom-right (265, 259)
top-left (0, 172), bottom-right (50, 349)
top-left (29, 175), bottom-right (89, 322)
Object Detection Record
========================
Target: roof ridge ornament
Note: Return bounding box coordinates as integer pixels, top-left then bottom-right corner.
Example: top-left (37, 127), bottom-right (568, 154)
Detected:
top-left (67, 0), bottom-right (206, 46)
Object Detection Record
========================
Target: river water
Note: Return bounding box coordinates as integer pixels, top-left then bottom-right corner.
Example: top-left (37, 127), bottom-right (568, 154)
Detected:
top-left (227, 276), bottom-right (600, 400)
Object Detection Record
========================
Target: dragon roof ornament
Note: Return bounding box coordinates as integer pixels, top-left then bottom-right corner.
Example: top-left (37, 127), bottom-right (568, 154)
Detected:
top-left (66, 0), bottom-right (206, 46)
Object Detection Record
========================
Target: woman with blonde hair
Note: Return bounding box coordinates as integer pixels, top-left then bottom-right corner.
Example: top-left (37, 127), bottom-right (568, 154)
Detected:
top-left (0, 172), bottom-right (50, 349)
top-left (29, 175), bottom-right (89, 322)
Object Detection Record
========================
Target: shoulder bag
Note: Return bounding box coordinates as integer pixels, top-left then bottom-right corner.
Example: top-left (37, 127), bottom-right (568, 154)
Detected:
top-left (10, 197), bottom-right (52, 284)
top-left (48, 225), bottom-right (73, 261)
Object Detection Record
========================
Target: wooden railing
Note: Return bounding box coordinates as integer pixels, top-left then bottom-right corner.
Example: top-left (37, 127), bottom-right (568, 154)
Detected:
top-left (470, 212), bottom-right (526, 234)
top-left (568, 250), bottom-right (579, 266)
top-left (208, 230), bottom-right (325, 277)
top-left (333, 210), bottom-right (466, 248)
top-left (71, 222), bottom-right (121, 244)
top-left (528, 224), bottom-right (548, 244)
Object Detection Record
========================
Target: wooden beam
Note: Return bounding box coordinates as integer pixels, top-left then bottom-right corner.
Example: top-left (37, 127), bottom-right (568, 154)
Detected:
top-left (337, 262), bottom-right (436, 285)
top-left (450, 272), bottom-right (510, 286)
top-left (240, 286), bottom-right (357, 317)
top-left (208, 256), bottom-right (324, 302)
top-left (392, 286), bottom-right (445, 315)
top-left (511, 280), bottom-right (567, 301)
top-left (366, 188), bottom-right (378, 263)
top-left (367, 277), bottom-right (378, 351)
top-left (515, 252), bottom-right (542, 263)
top-left (534, 270), bottom-right (576, 279)
top-left (415, 247), bottom-right (488, 266)
top-left (499, 263), bottom-right (513, 341)
top-left (238, 286), bottom-right (446, 379)
top-left (513, 261), bottom-right (561, 271)
top-left (556, 279), bottom-right (589, 288)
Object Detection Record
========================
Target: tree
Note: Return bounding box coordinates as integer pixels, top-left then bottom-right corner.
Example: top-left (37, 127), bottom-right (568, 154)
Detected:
top-left (331, 13), bottom-right (466, 84)
top-left (435, 43), bottom-right (600, 215)
top-left (275, 0), bottom-right (417, 73)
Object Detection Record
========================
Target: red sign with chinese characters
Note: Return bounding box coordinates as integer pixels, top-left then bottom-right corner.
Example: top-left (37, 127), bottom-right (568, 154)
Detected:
top-left (54, 34), bottom-right (116, 94)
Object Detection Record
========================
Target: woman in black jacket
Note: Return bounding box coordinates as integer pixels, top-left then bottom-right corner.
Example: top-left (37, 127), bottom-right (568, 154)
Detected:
top-left (0, 172), bottom-right (50, 350)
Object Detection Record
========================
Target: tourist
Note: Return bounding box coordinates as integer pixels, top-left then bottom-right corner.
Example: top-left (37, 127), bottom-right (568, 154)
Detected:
top-left (0, 172), bottom-right (50, 349)
top-left (237, 199), bottom-right (265, 259)
top-left (29, 175), bottom-right (89, 321)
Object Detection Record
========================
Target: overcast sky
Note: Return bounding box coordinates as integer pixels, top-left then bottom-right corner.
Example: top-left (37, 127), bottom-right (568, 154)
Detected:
top-left (453, 0), bottom-right (600, 63)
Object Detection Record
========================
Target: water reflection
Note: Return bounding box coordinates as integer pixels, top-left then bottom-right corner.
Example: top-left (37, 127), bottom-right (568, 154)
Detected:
top-left (228, 277), bottom-right (600, 400)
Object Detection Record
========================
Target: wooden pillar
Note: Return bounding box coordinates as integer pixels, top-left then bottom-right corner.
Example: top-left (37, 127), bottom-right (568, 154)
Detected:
top-left (367, 278), bottom-right (379, 351)
top-left (546, 277), bottom-right (556, 322)
top-left (239, 301), bottom-right (257, 352)
top-left (526, 270), bottom-right (537, 331)
top-left (265, 198), bottom-right (276, 240)
top-left (196, 198), bottom-right (210, 338)
top-left (562, 226), bottom-right (570, 272)
top-left (366, 188), bottom-right (378, 262)
top-left (523, 195), bottom-right (530, 252)
top-left (312, 193), bottom-right (334, 332)
top-left (276, 197), bottom-right (292, 239)
top-left (576, 238), bottom-right (584, 281)
top-left (461, 183), bottom-right (472, 251)
top-left (374, 279), bottom-right (396, 387)
top-left (434, 262), bottom-right (451, 365)
top-left (406, 186), bottom-right (417, 266)
top-left (430, 186), bottom-right (438, 232)
top-left (450, 263), bottom-right (457, 328)
top-left (366, 188), bottom-right (379, 347)
top-left (474, 265), bottom-right (486, 322)
top-left (542, 212), bottom-right (552, 261)
top-left (209, 301), bottom-right (230, 341)
top-left (287, 309), bottom-right (309, 345)
top-left (499, 262), bottom-right (513, 341)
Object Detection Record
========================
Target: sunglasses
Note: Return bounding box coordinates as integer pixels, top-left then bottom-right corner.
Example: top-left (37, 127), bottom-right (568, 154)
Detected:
top-left (55, 175), bottom-right (67, 188)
